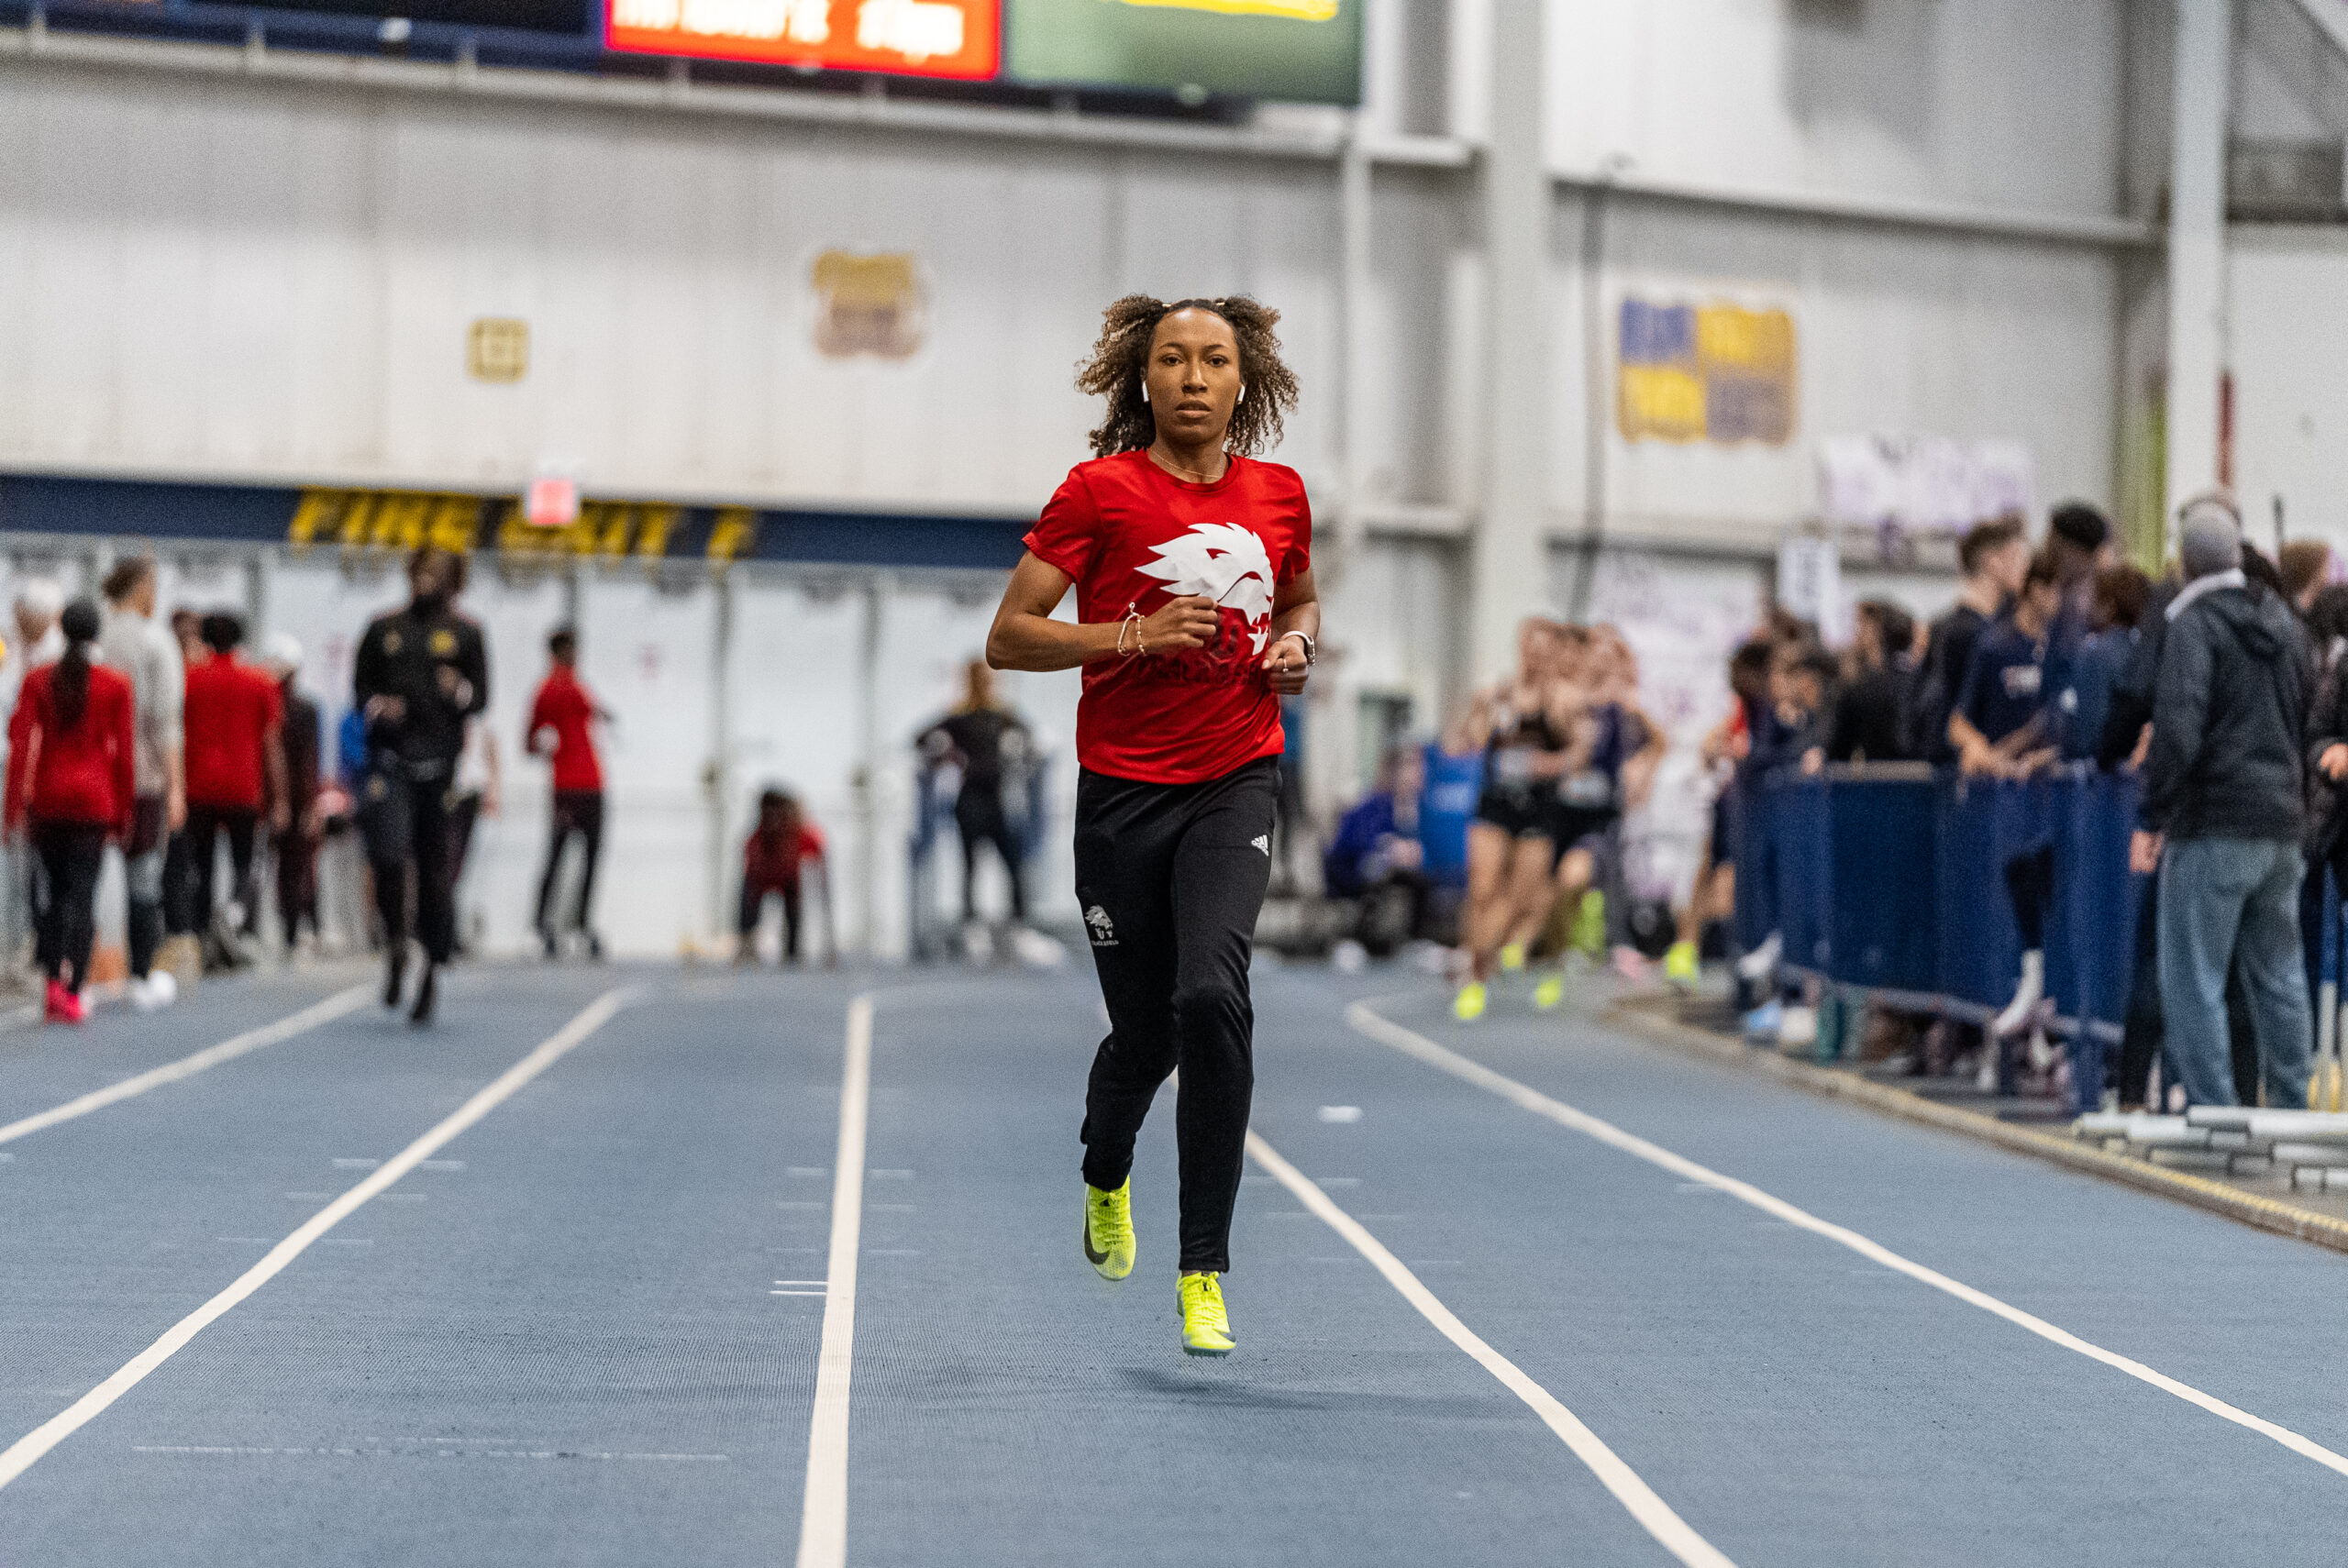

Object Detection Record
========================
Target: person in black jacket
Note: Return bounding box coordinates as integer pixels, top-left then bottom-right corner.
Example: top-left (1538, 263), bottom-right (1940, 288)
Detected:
top-left (1825, 600), bottom-right (1916, 764)
top-left (1911, 516), bottom-right (2028, 762)
top-left (352, 547), bottom-right (488, 1024)
top-left (2138, 498), bottom-right (2313, 1108)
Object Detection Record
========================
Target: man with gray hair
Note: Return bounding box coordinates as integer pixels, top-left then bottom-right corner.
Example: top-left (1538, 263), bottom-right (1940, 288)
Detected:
top-left (99, 556), bottom-right (185, 1010)
top-left (2135, 495), bottom-right (2315, 1107)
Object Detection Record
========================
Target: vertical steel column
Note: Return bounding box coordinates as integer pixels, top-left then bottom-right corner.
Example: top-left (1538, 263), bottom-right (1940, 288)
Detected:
top-left (1468, 0), bottom-right (1549, 684)
top-left (1323, 114), bottom-right (1374, 809)
top-left (2165, 0), bottom-right (2231, 528)
top-left (707, 565), bottom-right (735, 948)
top-left (855, 576), bottom-right (885, 961)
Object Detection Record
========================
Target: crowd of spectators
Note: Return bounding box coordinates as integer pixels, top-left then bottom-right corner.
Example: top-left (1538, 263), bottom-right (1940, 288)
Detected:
top-left (1302, 491), bottom-right (2338, 1116)
top-left (1715, 496), bottom-right (2342, 1113)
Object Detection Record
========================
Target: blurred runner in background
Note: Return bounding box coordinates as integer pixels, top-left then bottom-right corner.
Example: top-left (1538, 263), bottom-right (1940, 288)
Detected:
top-left (526, 624), bottom-right (607, 961)
top-left (737, 786), bottom-right (828, 966)
top-left (6, 599), bottom-right (133, 1023)
top-left (182, 612), bottom-right (286, 972)
top-left (917, 659), bottom-right (1033, 936)
top-left (261, 633), bottom-right (322, 958)
top-left (355, 547), bottom-right (487, 1023)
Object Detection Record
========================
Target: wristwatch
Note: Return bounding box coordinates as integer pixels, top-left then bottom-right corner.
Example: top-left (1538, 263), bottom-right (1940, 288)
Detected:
top-left (1279, 631), bottom-right (1316, 666)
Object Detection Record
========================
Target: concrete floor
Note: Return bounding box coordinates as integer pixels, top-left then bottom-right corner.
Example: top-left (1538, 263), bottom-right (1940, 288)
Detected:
top-left (0, 958), bottom-right (2340, 1564)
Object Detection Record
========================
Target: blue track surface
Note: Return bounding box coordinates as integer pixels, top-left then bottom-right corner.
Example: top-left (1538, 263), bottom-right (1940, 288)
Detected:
top-left (0, 960), bottom-right (2340, 1564)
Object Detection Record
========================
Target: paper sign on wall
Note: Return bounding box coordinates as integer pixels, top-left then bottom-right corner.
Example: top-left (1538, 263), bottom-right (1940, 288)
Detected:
top-left (811, 251), bottom-right (925, 359)
top-left (1618, 299), bottom-right (1796, 446)
top-left (1817, 435), bottom-right (2034, 533)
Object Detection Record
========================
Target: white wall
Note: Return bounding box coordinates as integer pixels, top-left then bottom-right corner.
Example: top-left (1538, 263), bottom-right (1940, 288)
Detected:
top-left (1553, 194), bottom-right (2122, 543)
top-left (2231, 226), bottom-right (2348, 558)
top-left (0, 61), bottom-right (1429, 516)
top-left (0, 2), bottom-right (2161, 924)
top-left (1545, 0), bottom-right (2127, 216)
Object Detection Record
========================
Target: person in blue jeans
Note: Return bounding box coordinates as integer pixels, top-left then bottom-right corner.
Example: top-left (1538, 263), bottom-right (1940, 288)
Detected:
top-left (2137, 498), bottom-right (2315, 1109)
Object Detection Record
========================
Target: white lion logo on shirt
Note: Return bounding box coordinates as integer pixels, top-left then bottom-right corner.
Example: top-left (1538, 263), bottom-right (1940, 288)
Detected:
top-left (1136, 524), bottom-right (1277, 653)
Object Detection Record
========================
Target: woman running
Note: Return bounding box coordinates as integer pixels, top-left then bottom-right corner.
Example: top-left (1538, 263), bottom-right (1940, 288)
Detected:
top-left (1452, 619), bottom-right (1572, 1020)
top-left (1529, 626), bottom-right (1664, 999)
top-left (5, 598), bottom-right (135, 1023)
top-left (986, 293), bottom-right (1316, 1357)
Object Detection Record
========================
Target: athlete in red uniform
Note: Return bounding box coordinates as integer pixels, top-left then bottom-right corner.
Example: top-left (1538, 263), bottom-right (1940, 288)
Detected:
top-left (181, 613), bottom-right (288, 967)
top-left (5, 600), bottom-right (135, 1021)
top-left (526, 625), bottom-right (608, 959)
top-left (987, 294), bottom-right (1319, 1357)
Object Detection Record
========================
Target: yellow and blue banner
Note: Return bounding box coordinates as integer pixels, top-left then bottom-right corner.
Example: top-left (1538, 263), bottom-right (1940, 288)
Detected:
top-left (1617, 299), bottom-right (1796, 446)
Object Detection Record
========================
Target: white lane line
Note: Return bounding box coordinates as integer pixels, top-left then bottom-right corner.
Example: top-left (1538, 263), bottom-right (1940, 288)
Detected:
top-left (1246, 1131), bottom-right (1737, 1568)
top-left (0, 984), bottom-right (372, 1148)
top-left (0, 986), bottom-right (637, 1493)
top-left (795, 993), bottom-right (872, 1568)
top-left (1348, 999), bottom-right (2348, 1485)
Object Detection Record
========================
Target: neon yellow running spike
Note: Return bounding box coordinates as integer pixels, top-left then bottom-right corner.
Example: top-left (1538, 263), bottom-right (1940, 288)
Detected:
top-left (1179, 1272), bottom-right (1235, 1356)
top-left (1571, 890), bottom-right (1607, 956)
top-left (1664, 939), bottom-right (1700, 988)
top-left (1453, 980), bottom-right (1488, 1021)
top-left (1498, 942), bottom-right (1527, 974)
top-left (1532, 972), bottom-right (1565, 1010)
top-left (1083, 1180), bottom-right (1136, 1280)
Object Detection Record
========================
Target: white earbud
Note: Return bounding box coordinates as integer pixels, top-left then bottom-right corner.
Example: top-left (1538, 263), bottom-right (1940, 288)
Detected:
top-left (1139, 381), bottom-right (1149, 405)
top-left (1237, 383), bottom-right (1246, 403)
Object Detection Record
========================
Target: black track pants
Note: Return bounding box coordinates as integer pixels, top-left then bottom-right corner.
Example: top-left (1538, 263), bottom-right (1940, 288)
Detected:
top-left (32, 821), bottom-right (106, 992)
top-left (1075, 756), bottom-right (1278, 1275)
top-left (361, 765), bottom-right (458, 965)
top-left (536, 790), bottom-right (604, 936)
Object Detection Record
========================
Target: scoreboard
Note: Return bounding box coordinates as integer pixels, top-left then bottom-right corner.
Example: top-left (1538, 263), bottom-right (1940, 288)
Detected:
top-left (606, 0), bottom-right (998, 78)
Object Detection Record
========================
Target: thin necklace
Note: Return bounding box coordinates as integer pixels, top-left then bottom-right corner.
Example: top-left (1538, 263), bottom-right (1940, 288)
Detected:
top-left (1148, 446), bottom-right (1225, 485)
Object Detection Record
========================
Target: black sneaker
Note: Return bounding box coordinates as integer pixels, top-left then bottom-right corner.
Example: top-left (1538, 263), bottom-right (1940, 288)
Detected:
top-left (409, 962), bottom-right (437, 1026)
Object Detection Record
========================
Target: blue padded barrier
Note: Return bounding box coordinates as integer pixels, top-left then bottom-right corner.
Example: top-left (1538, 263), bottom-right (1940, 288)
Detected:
top-left (1740, 767), bottom-right (2146, 1090)
top-left (1823, 767), bottom-right (1938, 995)
top-left (1732, 777), bottom-right (1778, 957)
top-left (1773, 775), bottom-right (1833, 976)
top-left (1933, 772), bottom-right (2047, 1014)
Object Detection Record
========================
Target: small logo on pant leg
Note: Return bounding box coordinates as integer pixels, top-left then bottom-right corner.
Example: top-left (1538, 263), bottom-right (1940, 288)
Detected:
top-left (1084, 904), bottom-right (1117, 947)
top-left (1250, 835), bottom-right (1270, 856)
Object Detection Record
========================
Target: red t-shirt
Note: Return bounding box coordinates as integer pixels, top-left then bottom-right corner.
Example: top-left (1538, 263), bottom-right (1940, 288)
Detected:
top-left (1024, 449), bottom-right (1312, 785)
top-left (744, 821), bottom-right (825, 891)
top-left (529, 668), bottom-right (604, 793)
top-left (6, 662), bottom-right (135, 834)
top-left (183, 653), bottom-right (282, 811)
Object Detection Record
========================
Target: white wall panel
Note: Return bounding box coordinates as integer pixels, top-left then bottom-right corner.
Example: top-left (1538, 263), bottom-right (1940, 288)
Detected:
top-left (0, 66), bottom-right (1372, 513)
top-left (2232, 227), bottom-right (2348, 558)
top-left (577, 572), bottom-right (716, 955)
top-left (1554, 193), bottom-right (2119, 536)
top-left (1549, 0), bottom-right (2127, 218)
top-left (725, 578), bottom-right (869, 958)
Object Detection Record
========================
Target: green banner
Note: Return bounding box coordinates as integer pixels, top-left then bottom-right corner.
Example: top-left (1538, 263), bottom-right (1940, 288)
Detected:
top-left (1006, 0), bottom-right (1360, 105)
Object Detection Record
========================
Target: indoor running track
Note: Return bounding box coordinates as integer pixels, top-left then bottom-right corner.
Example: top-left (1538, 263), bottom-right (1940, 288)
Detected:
top-left (1, 960), bottom-right (2343, 1566)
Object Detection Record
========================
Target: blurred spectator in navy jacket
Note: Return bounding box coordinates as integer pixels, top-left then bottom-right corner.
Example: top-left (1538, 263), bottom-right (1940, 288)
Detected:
top-left (1324, 743), bottom-right (1431, 957)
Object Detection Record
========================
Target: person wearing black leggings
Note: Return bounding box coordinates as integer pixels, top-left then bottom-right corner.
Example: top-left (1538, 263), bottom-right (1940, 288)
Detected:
top-left (986, 293), bottom-right (1318, 1357)
top-left (354, 547), bottom-right (488, 1024)
top-left (917, 660), bottom-right (1032, 928)
top-left (5, 599), bottom-right (135, 1024)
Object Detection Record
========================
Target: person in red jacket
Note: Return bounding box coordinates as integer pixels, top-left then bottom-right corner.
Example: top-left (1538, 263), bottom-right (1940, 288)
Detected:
top-left (526, 625), bottom-right (608, 960)
top-left (737, 788), bottom-right (829, 965)
top-left (181, 613), bottom-right (288, 969)
top-left (5, 599), bottom-right (134, 1022)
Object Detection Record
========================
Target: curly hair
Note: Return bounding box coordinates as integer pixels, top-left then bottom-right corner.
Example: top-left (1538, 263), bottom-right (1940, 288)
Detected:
top-left (1074, 294), bottom-right (1299, 458)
